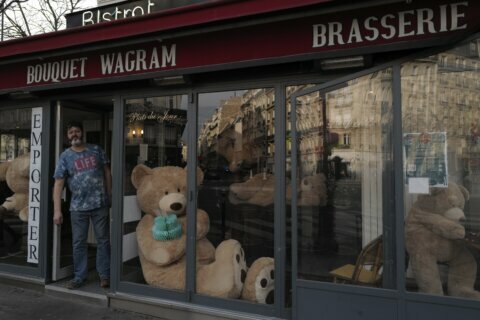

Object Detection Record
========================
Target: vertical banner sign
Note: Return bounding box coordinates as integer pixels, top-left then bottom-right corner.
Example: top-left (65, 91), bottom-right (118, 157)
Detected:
top-left (28, 107), bottom-right (42, 263)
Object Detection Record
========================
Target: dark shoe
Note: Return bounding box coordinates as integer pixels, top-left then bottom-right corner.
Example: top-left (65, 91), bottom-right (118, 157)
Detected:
top-left (66, 279), bottom-right (85, 290)
top-left (100, 278), bottom-right (110, 288)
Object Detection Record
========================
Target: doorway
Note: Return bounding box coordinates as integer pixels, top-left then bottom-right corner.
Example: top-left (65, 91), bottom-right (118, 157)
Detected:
top-left (51, 97), bottom-right (113, 296)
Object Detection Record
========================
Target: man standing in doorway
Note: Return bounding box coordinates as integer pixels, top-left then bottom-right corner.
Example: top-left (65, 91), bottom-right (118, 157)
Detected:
top-left (53, 121), bottom-right (112, 290)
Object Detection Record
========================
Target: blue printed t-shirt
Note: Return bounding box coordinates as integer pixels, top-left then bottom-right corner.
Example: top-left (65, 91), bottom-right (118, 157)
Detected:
top-left (53, 144), bottom-right (109, 212)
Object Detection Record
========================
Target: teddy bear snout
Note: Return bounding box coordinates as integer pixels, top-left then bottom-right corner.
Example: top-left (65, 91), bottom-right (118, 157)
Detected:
top-left (443, 207), bottom-right (466, 224)
top-left (448, 195), bottom-right (463, 208)
top-left (158, 192), bottom-right (187, 215)
top-left (170, 202), bottom-right (183, 211)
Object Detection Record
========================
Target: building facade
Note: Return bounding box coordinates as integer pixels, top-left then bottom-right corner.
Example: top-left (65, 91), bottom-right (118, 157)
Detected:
top-left (0, 0), bottom-right (480, 319)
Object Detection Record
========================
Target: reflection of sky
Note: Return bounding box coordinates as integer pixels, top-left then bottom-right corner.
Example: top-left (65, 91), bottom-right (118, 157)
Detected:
top-left (198, 91), bottom-right (246, 134)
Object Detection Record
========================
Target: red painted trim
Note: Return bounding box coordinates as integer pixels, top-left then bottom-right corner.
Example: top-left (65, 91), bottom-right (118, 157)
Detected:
top-left (0, 0), bottom-right (333, 59)
top-left (2, 0), bottom-right (476, 93)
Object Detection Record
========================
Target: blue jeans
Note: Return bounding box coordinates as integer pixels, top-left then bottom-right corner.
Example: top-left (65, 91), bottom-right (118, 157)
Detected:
top-left (70, 207), bottom-right (110, 282)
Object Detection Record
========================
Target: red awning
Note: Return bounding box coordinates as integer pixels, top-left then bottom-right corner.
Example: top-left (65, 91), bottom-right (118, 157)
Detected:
top-left (0, 0), bottom-right (335, 60)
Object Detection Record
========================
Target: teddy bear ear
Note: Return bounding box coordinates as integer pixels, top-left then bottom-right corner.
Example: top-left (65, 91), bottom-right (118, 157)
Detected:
top-left (131, 164), bottom-right (153, 189)
top-left (0, 162), bottom-right (11, 181)
top-left (458, 184), bottom-right (470, 201)
top-left (183, 166), bottom-right (204, 185)
top-left (430, 187), bottom-right (444, 196)
top-left (197, 166), bottom-right (204, 185)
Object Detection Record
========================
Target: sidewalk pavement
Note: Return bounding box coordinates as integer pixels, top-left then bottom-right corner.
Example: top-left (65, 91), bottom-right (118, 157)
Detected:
top-left (0, 281), bottom-right (165, 320)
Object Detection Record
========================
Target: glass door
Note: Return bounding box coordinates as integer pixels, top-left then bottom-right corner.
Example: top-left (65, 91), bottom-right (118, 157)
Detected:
top-left (290, 69), bottom-right (394, 319)
top-left (0, 106), bottom-right (41, 270)
top-left (52, 100), bottom-right (113, 281)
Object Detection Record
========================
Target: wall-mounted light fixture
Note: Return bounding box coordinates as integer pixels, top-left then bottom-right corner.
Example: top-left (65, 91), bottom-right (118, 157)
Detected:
top-left (8, 91), bottom-right (37, 99)
top-left (152, 75), bottom-right (189, 86)
top-left (317, 55), bottom-right (370, 71)
top-left (130, 127), bottom-right (144, 139)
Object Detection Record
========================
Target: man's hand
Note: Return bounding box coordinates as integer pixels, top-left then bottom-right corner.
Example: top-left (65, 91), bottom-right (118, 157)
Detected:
top-left (53, 178), bottom-right (65, 225)
top-left (53, 210), bottom-right (63, 225)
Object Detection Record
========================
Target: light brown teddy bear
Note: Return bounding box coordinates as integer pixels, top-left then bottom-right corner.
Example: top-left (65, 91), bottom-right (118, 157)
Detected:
top-left (132, 164), bottom-right (274, 302)
top-left (297, 173), bottom-right (328, 207)
top-left (0, 153), bottom-right (30, 221)
top-left (405, 182), bottom-right (480, 299)
top-left (228, 173), bottom-right (276, 207)
top-left (229, 172), bottom-right (328, 207)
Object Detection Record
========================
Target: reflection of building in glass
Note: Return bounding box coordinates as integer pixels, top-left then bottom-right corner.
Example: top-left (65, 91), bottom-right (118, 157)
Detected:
top-left (402, 42), bottom-right (480, 182)
top-left (198, 89), bottom-right (275, 174)
top-left (0, 109), bottom-right (32, 161)
top-left (290, 71), bottom-right (392, 180)
top-left (197, 75), bottom-right (394, 182)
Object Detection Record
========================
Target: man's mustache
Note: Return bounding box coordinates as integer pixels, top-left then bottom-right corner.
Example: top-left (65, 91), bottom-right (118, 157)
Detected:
top-left (69, 135), bottom-right (81, 141)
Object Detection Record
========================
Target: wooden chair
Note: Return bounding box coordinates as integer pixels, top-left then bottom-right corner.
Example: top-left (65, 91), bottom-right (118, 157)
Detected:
top-left (329, 235), bottom-right (383, 286)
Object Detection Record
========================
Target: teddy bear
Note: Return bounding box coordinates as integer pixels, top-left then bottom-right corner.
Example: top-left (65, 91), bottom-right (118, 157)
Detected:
top-left (405, 182), bottom-right (480, 299)
top-left (0, 153), bottom-right (30, 222)
top-left (228, 172), bottom-right (328, 207)
top-left (131, 164), bottom-right (274, 302)
top-left (228, 172), bottom-right (277, 207)
top-left (297, 173), bottom-right (328, 207)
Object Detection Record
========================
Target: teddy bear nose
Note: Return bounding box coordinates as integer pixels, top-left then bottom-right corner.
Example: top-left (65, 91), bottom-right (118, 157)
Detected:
top-left (170, 203), bottom-right (183, 211)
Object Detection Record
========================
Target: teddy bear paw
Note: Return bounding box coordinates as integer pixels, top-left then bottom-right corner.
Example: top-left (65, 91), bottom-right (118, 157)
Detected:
top-left (242, 257), bottom-right (275, 304)
top-left (254, 262), bottom-right (275, 304)
top-left (450, 225), bottom-right (466, 239)
top-left (232, 242), bottom-right (248, 295)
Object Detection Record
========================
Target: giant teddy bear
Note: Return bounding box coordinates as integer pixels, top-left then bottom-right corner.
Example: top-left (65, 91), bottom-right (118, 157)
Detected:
top-left (228, 172), bottom-right (327, 207)
top-left (228, 172), bottom-right (277, 206)
top-left (0, 153), bottom-right (30, 221)
top-left (131, 164), bottom-right (275, 303)
top-left (405, 182), bottom-right (480, 299)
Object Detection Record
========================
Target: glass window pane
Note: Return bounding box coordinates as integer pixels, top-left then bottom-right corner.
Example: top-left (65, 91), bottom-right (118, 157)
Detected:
top-left (0, 107), bottom-right (32, 266)
top-left (403, 37), bottom-right (480, 299)
top-left (197, 89), bottom-right (275, 304)
top-left (294, 69), bottom-right (393, 289)
top-left (122, 95), bottom-right (188, 290)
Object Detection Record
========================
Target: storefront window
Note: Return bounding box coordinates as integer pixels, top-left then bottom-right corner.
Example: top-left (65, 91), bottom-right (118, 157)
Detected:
top-left (0, 107), bottom-right (32, 265)
top-left (403, 37), bottom-right (480, 299)
top-left (196, 89), bottom-right (275, 303)
top-left (122, 95), bottom-right (188, 290)
top-left (292, 69), bottom-right (393, 288)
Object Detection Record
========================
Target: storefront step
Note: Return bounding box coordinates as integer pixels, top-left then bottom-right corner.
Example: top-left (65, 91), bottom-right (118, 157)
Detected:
top-left (0, 272), bottom-right (45, 292)
top-left (45, 283), bottom-right (108, 307)
top-left (109, 293), bottom-right (277, 320)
